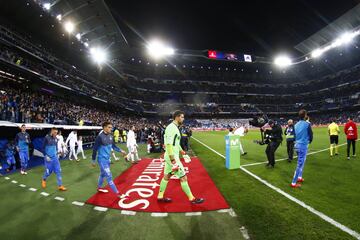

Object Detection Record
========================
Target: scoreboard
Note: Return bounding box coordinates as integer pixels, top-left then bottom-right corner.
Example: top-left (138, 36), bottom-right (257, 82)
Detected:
top-left (207, 50), bottom-right (254, 63)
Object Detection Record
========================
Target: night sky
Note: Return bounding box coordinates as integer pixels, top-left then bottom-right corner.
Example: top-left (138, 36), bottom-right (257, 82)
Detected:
top-left (107, 0), bottom-right (358, 57)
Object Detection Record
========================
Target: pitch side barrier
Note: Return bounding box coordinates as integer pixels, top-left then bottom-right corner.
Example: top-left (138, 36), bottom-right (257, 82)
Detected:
top-left (0, 121), bottom-right (101, 174)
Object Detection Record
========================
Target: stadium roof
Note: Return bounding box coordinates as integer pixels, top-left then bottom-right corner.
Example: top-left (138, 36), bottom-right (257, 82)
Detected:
top-left (46, 0), bottom-right (129, 55)
top-left (295, 4), bottom-right (360, 54)
top-left (106, 0), bottom-right (358, 57)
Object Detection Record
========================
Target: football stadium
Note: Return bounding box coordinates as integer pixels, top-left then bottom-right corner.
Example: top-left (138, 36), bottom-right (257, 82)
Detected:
top-left (1, 1), bottom-right (360, 239)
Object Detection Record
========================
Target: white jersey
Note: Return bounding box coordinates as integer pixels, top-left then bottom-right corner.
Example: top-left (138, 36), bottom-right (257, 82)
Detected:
top-left (127, 130), bottom-right (137, 147)
top-left (234, 127), bottom-right (246, 137)
top-left (56, 135), bottom-right (64, 149)
top-left (77, 139), bottom-right (83, 149)
top-left (66, 131), bottom-right (77, 146)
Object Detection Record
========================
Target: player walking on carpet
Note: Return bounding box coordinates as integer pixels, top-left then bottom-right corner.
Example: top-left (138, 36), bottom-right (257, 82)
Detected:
top-left (157, 110), bottom-right (204, 204)
top-left (92, 122), bottom-right (127, 195)
top-left (41, 127), bottom-right (67, 191)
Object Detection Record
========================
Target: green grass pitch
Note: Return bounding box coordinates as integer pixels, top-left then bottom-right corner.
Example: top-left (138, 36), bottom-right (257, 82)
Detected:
top-left (0, 127), bottom-right (359, 240)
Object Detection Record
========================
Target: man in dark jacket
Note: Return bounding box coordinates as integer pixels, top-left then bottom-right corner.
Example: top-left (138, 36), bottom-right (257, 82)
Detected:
top-left (263, 120), bottom-right (283, 168)
top-left (284, 119), bottom-right (295, 162)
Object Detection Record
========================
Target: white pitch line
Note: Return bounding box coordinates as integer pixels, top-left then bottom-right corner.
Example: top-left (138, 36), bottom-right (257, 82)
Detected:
top-left (151, 212), bottom-right (168, 217)
top-left (185, 212), bottom-right (202, 216)
top-left (217, 209), bottom-right (231, 213)
top-left (54, 196), bottom-right (65, 201)
top-left (191, 136), bottom-right (360, 240)
top-left (94, 206), bottom-right (108, 212)
top-left (19, 184), bottom-right (26, 188)
top-left (40, 192), bottom-right (49, 197)
top-left (29, 188), bottom-right (37, 192)
top-left (11, 180), bottom-right (18, 184)
top-left (4, 177), bottom-right (10, 180)
top-left (121, 210), bottom-right (136, 216)
top-left (72, 201), bottom-right (85, 206)
top-left (228, 208), bottom-right (237, 217)
top-left (240, 226), bottom-right (251, 240)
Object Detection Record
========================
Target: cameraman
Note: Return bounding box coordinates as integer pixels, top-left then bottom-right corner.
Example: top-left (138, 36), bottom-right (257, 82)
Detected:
top-left (263, 120), bottom-right (283, 168)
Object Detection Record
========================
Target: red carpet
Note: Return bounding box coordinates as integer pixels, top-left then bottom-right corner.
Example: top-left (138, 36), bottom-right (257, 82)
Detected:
top-left (86, 157), bottom-right (229, 212)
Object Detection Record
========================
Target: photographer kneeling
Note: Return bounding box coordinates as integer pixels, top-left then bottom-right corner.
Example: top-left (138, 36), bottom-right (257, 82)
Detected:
top-left (262, 120), bottom-right (283, 168)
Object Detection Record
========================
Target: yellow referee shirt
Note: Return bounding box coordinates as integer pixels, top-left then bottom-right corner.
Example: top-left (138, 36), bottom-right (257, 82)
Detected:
top-left (328, 122), bottom-right (340, 136)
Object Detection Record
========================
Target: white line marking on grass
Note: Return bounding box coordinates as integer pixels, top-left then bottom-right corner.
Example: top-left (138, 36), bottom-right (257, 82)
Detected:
top-left (228, 208), bottom-right (237, 217)
top-left (241, 140), bottom-right (358, 167)
top-left (54, 196), bottom-right (65, 201)
top-left (151, 212), bottom-right (168, 217)
top-left (29, 188), bottom-right (37, 192)
top-left (94, 206), bottom-right (108, 212)
top-left (217, 209), bottom-right (231, 213)
top-left (240, 226), bottom-right (251, 240)
top-left (40, 192), bottom-right (49, 197)
top-left (185, 212), bottom-right (202, 216)
top-left (5, 177), bottom-right (10, 180)
top-left (19, 184), bottom-right (26, 188)
top-left (72, 201), bottom-right (85, 206)
top-left (121, 210), bottom-right (136, 216)
top-left (192, 136), bottom-right (360, 240)
top-left (11, 180), bottom-right (18, 184)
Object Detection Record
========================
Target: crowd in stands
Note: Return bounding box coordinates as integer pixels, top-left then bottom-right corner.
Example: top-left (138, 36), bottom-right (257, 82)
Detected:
top-left (2, 24), bottom-right (360, 125)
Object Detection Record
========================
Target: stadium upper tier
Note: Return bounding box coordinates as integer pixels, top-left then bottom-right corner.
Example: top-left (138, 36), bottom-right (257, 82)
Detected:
top-left (1, 24), bottom-right (360, 116)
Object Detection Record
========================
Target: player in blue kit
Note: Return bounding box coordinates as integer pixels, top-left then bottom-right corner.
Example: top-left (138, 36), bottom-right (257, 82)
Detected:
top-left (291, 109), bottom-right (313, 188)
top-left (92, 121), bottom-right (127, 194)
top-left (5, 141), bottom-right (16, 173)
top-left (41, 127), bottom-right (67, 191)
top-left (15, 124), bottom-right (31, 175)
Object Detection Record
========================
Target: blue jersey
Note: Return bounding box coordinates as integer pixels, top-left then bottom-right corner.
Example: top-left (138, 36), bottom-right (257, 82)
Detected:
top-left (5, 143), bottom-right (15, 157)
top-left (294, 120), bottom-right (313, 147)
top-left (42, 134), bottom-right (58, 158)
top-left (15, 132), bottom-right (31, 151)
top-left (92, 131), bottom-right (122, 162)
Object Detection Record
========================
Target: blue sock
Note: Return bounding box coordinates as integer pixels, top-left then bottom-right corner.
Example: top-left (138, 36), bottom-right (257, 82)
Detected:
top-left (56, 172), bottom-right (62, 186)
top-left (98, 175), bottom-right (104, 188)
top-left (108, 180), bottom-right (119, 194)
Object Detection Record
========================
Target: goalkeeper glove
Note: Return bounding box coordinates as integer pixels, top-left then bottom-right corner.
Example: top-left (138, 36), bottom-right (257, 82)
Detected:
top-left (171, 159), bottom-right (179, 172)
top-left (183, 154), bottom-right (191, 163)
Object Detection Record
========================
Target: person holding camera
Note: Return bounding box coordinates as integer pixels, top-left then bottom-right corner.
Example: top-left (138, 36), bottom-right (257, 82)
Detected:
top-left (284, 119), bottom-right (295, 162)
top-left (262, 120), bottom-right (283, 168)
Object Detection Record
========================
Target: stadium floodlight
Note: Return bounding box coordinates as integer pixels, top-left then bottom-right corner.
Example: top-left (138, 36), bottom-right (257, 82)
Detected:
top-left (147, 39), bottom-right (174, 59)
top-left (90, 47), bottom-right (107, 64)
top-left (56, 14), bottom-right (62, 21)
top-left (332, 32), bottom-right (356, 48)
top-left (76, 33), bottom-right (81, 40)
top-left (43, 3), bottom-right (51, 10)
top-left (274, 55), bottom-right (292, 68)
top-left (311, 48), bottom-right (324, 58)
top-left (64, 21), bottom-right (75, 33)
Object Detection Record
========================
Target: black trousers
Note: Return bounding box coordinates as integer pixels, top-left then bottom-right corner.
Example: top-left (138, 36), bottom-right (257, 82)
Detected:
top-left (266, 141), bottom-right (281, 166)
top-left (347, 139), bottom-right (356, 157)
top-left (286, 141), bottom-right (295, 160)
top-left (180, 137), bottom-right (189, 151)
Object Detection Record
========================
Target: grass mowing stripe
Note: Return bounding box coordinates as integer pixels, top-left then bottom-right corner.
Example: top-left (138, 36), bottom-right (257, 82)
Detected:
top-left (192, 136), bottom-right (360, 240)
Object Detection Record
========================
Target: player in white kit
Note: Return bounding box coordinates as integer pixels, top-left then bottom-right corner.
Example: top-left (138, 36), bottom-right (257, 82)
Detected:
top-left (65, 130), bottom-right (78, 161)
top-left (76, 136), bottom-right (86, 160)
top-left (56, 130), bottom-right (67, 158)
top-left (127, 126), bottom-right (139, 163)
